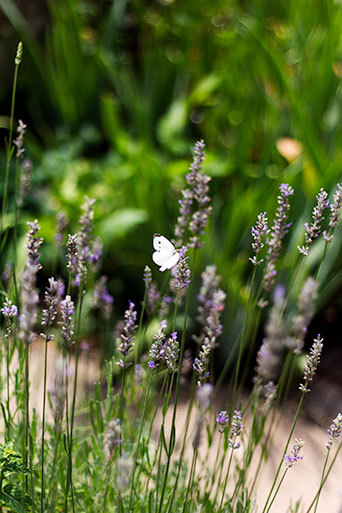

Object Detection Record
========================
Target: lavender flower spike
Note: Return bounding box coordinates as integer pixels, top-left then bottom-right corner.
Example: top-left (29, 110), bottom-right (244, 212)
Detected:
top-left (60, 296), bottom-right (75, 348)
top-left (1, 298), bottom-right (18, 318)
top-left (263, 184), bottom-right (294, 291)
top-left (284, 439), bottom-right (305, 468)
top-left (298, 188), bottom-right (329, 255)
top-left (174, 140), bottom-right (212, 248)
top-left (14, 119), bottom-right (26, 159)
top-left (250, 212), bottom-right (269, 266)
top-left (324, 183), bottom-right (342, 242)
top-left (41, 278), bottom-right (59, 342)
top-left (117, 301), bottom-right (138, 368)
top-left (170, 246), bottom-right (191, 294)
top-left (326, 413), bottom-right (342, 450)
top-left (299, 334), bottom-right (323, 393)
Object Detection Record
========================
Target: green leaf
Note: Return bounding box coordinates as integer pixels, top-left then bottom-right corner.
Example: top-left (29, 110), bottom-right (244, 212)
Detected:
top-left (0, 490), bottom-right (28, 513)
top-left (99, 208), bottom-right (148, 242)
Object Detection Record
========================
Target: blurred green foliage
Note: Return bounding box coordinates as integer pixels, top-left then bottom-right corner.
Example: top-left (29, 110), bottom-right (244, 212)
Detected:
top-left (1, 0), bottom-right (341, 355)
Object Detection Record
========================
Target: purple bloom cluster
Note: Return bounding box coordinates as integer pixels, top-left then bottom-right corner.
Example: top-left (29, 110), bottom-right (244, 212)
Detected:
top-left (117, 301), bottom-right (138, 368)
top-left (250, 212), bottom-right (269, 266)
top-left (284, 439), bottom-right (304, 468)
top-left (93, 276), bottom-right (114, 320)
top-left (323, 183), bottom-right (342, 242)
top-left (193, 285), bottom-right (225, 385)
top-left (1, 297), bottom-right (18, 318)
top-left (174, 140), bottom-right (212, 249)
top-left (228, 410), bottom-right (243, 449)
top-left (18, 159), bottom-right (32, 207)
top-left (55, 212), bottom-right (68, 247)
top-left (13, 119), bottom-right (26, 159)
top-left (286, 277), bottom-right (317, 354)
top-left (143, 265), bottom-right (152, 288)
top-left (195, 265), bottom-right (221, 329)
top-left (148, 321), bottom-right (179, 371)
top-left (216, 410), bottom-right (229, 432)
top-left (104, 419), bottom-right (122, 459)
top-left (26, 220), bottom-right (43, 269)
top-left (41, 277), bottom-right (59, 339)
top-left (263, 184), bottom-right (294, 291)
top-left (19, 221), bottom-right (43, 345)
top-left (60, 295), bottom-right (75, 348)
top-left (298, 188), bottom-right (329, 255)
top-left (1, 298), bottom-right (18, 340)
top-left (170, 246), bottom-right (191, 293)
top-left (299, 334), bottom-right (323, 394)
top-left (254, 286), bottom-right (286, 384)
top-left (326, 413), bottom-right (342, 450)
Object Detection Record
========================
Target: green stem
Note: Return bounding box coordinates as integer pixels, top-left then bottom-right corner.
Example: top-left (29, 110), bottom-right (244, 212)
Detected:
top-left (182, 449), bottom-right (198, 513)
top-left (1, 54), bottom-right (19, 239)
top-left (312, 450), bottom-right (330, 513)
top-left (128, 372), bottom-right (153, 511)
top-left (261, 393), bottom-right (305, 513)
top-left (265, 469), bottom-right (288, 513)
top-left (40, 337), bottom-right (49, 513)
top-left (218, 442), bottom-right (235, 512)
top-left (305, 441), bottom-right (342, 513)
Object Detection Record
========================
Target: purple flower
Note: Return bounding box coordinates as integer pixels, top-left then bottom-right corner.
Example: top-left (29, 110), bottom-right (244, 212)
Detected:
top-left (216, 411), bottom-right (229, 432)
top-left (93, 276), bottom-right (114, 320)
top-left (148, 361), bottom-right (156, 369)
top-left (284, 439), bottom-right (305, 468)
top-left (13, 119), bottom-right (26, 159)
top-left (250, 212), bottom-right (269, 266)
top-left (117, 301), bottom-right (138, 368)
top-left (41, 277), bottom-right (59, 338)
top-left (326, 413), bottom-right (342, 450)
top-left (170, 246), bottom-right (191, 293)
top-left (263, 184), bottom-right (294, 291)
top-left (60, 295), bottom-right (75, 348)
top-left (174, 140), bottom-right (212, 249)
top-left (298, 188), bottom-right (329, 255)
top-left (1, 298), bottom-right (18, 317)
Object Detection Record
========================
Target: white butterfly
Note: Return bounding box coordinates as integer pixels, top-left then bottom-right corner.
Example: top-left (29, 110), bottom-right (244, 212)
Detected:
top-left (152, 234), bottom-right (180, 272)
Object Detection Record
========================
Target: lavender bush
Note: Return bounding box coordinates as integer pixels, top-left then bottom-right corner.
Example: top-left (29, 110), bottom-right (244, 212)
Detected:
top-left (0, 44), bottom-right (341, 513)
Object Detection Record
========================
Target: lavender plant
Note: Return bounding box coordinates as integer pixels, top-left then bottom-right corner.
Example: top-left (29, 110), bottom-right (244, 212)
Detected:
top-left (1, 79), bottom-right (342, 513)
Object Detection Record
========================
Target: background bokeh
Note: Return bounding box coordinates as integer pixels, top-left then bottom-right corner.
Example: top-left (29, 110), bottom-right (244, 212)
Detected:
top-left (1, 0), bottom-right (341, 362)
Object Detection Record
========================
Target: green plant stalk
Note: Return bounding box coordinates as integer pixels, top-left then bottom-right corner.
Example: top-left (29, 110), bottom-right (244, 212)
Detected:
top-left (261, 393), bottom-right (305, 513)
top-left (305, 440), bottom-right (342, 513)
top-left (24, 343), bottom-right (29, 492)
top-left (128, 372), bottom-right (153, 511)
top-left (64, 348), bottom-right (74, 513)
top-left (312, 449), bottom-right (330, 513)
top-left (40, 335), bottom-right (50, 513)
top-left (265, 468), bottom-right (288, 513)
top-left (12, 157), bottom-right (20, 303)
top-left (1, 53), bottom-right (20, 239)
top-left (218, 440), bottom-right (236, 512)
top-left (5, 322), bottom-right (11, 437)
top-left (155, 372), bottom-right (175, 513)
top-left (182, 448), bottom-right (198, 513)
top-left (142, 374), bottom-right (169, 496)
top-left (231, 267), bottom-right (257, 404)
top-left (135, 285), bottom-right (148, 365)
top-left (66, 283), bottom-right (85, 511)
top-left (157, 252), bottom-right (195, 513)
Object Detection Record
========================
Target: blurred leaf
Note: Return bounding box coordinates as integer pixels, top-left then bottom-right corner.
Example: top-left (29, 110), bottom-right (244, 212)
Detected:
top-left (99, 208), bottom-right (148, 243)
top-left (156, 98), bottom-right (188, 153)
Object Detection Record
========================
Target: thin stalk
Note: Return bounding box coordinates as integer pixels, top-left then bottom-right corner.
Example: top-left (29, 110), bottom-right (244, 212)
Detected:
top-left (128, 372), bottom-right (153, 511)
top-left (5, 323), bottom-right (11, 437)
top-left (24, 343), bottom-right (29, 492)
top-left (157, 252), bottom-right (195, 513)
top-left (218, 442), bottom-right (235, 512)
top-left (1, 51), bottom-right (20, 238)
top-left (312, 450), bottom-right (330, 513)
top-left (182, 449), bottom-right (198, 513)
top-left (261, 393), bottom-right (305, 513)
top-left (65, 284), bottom-right (85, 511)
top-left (40, 336), bottom-right (50, 513)
top-left (265, 469), bottom-right (288, 513)
top-left (305, 441), bottom-right (342, 513)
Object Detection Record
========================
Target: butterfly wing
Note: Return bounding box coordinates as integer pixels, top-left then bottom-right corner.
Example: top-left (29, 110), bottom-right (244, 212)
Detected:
top-left (152, 234), bottom-right (179, 272)
top-left (153, 234), bottom-right (176, 252)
